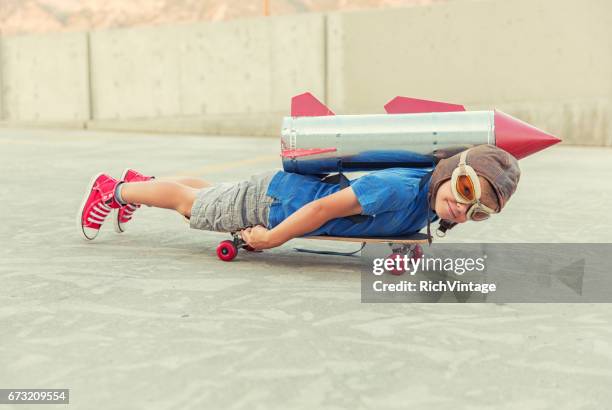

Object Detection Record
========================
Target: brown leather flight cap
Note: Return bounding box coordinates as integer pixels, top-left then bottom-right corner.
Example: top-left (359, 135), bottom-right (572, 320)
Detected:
top-left (428, 144), bottom-right (521, 211)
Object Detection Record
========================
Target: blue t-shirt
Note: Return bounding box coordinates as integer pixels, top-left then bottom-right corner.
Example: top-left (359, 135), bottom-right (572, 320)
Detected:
top-left (266, 168), bottom-right (438, 237)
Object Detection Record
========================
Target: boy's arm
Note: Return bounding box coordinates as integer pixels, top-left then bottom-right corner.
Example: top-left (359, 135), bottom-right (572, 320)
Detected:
top-left (241, 187), bottom-right (363, 249)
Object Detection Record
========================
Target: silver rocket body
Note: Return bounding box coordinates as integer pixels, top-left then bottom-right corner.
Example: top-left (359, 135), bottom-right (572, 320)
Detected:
top-left (281, 111), bottom-right (495, 174)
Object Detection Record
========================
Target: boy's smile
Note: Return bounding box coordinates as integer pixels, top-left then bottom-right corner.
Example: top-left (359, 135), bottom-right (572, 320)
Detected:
top-left (446, 199), bottom-right (459, 220)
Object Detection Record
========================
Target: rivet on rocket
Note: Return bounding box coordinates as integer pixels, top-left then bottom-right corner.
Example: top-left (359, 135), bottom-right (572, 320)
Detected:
top-left (281, 92), bottom-right (561, 175)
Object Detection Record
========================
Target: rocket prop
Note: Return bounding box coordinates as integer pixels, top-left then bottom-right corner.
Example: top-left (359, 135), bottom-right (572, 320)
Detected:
top-left (281, 92), bottom-right (561, 174)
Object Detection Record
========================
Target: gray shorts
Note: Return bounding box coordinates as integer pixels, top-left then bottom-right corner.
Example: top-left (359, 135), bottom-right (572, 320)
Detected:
top-left (189, 171), bottom-right (277, 232)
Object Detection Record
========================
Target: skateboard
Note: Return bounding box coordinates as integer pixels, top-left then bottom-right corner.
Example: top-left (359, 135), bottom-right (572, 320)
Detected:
top-left (215, 231), bottom-right (429, 263)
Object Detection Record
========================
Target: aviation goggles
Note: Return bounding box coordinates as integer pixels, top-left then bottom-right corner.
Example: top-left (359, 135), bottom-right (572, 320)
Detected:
top-left (450, 149), bottom-right (498, 222)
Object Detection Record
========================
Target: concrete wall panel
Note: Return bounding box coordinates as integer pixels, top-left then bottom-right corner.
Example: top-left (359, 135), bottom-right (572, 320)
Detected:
top-left (327, 0), bottom-right (611, 111)
top-left (89, 26), bottom-right (183, 119)
top-left (0, 32), bottom-right (89, 121)
top-left (90, 14), bottom-right (326, 120)
top-left (177, 19), bottom-right (273, 116)
top-left (268, 14), bottom-right (326, 112)
top-left (0, 38), bottom-right (4, 120)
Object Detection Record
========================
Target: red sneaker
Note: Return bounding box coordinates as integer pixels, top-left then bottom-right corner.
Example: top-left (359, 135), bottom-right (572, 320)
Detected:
top-left (77, 173), bottom-right (121, 240)
top-left (114, 169), bottom-right (154, 233)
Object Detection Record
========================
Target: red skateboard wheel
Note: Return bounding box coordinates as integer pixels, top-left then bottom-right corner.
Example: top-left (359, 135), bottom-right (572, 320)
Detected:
top-left (217, 240), bottom-right (238, 261)
top-left (411, 245), bottom-right (423, 260)
top-left (386, 253), bottom-right (406, 275)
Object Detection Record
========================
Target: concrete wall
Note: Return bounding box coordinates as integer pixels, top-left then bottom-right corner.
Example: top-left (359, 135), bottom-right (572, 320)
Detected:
top-left (327, 0), bottom-right (611, 145)
top-left (88, 14), bottom-right (325, 134)
top-left (0, 32), bottom-right (90, 124)
top-left (0, 38), bottom-right (3, 120)
top-left (0, 0), bottom-right (610, 144)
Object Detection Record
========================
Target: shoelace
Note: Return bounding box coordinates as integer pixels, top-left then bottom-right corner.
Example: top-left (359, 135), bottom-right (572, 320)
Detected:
top-left (88, 202), bottom-right (112, 224)
top-left (119, 204), bottom-right (140, 222)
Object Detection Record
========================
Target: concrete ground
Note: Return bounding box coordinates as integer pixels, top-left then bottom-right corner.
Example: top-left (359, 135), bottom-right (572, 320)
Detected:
top-left (1, 128), bottom-right (611, 410)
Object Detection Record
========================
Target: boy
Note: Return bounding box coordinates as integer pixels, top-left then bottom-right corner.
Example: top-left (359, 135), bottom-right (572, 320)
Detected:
top-left (77, 145), bottom-right (520, 249)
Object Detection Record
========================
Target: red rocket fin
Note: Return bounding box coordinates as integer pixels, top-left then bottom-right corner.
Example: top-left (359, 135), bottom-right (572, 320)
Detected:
top-left (291, 92), bottom-right (335, 117)
top-left (384, 96), bottom-right (466, 114)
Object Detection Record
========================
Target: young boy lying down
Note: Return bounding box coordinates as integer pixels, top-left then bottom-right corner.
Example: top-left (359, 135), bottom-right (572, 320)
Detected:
top-left (77, 145), bottom-right (520, 249)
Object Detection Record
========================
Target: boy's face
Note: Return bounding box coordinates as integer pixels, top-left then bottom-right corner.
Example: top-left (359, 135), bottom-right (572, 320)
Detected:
top-left (433, 178), bottom-right (498, 224)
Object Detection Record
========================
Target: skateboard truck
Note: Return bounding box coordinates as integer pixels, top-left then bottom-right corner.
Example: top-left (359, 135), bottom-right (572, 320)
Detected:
top-left (389, 243), bottom-right (422, 256)
top-left (216, 232), bottom-right (260, 262)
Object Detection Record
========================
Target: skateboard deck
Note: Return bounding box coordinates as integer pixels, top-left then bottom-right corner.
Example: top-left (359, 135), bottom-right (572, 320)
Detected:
top-left (215, 232), bottom-right (429, 261)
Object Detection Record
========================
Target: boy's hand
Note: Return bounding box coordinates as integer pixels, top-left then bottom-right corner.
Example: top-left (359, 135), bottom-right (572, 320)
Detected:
top-left (241, 226), bottom-right (275, 250)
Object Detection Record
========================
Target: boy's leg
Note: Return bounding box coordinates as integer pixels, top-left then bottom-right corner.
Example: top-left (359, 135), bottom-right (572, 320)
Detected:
top-left (114, 171), bottom-right (211, 234)
top-left (156, 176), bottom-right (211, 189)
top-left (79, 173), bottom-right (204, 240)
top-left (120, 181), bottom-right (198, 217)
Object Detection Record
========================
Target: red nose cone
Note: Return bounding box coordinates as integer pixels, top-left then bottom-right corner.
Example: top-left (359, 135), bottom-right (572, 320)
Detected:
top-left (494, 110), bottom-right (561, 159)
